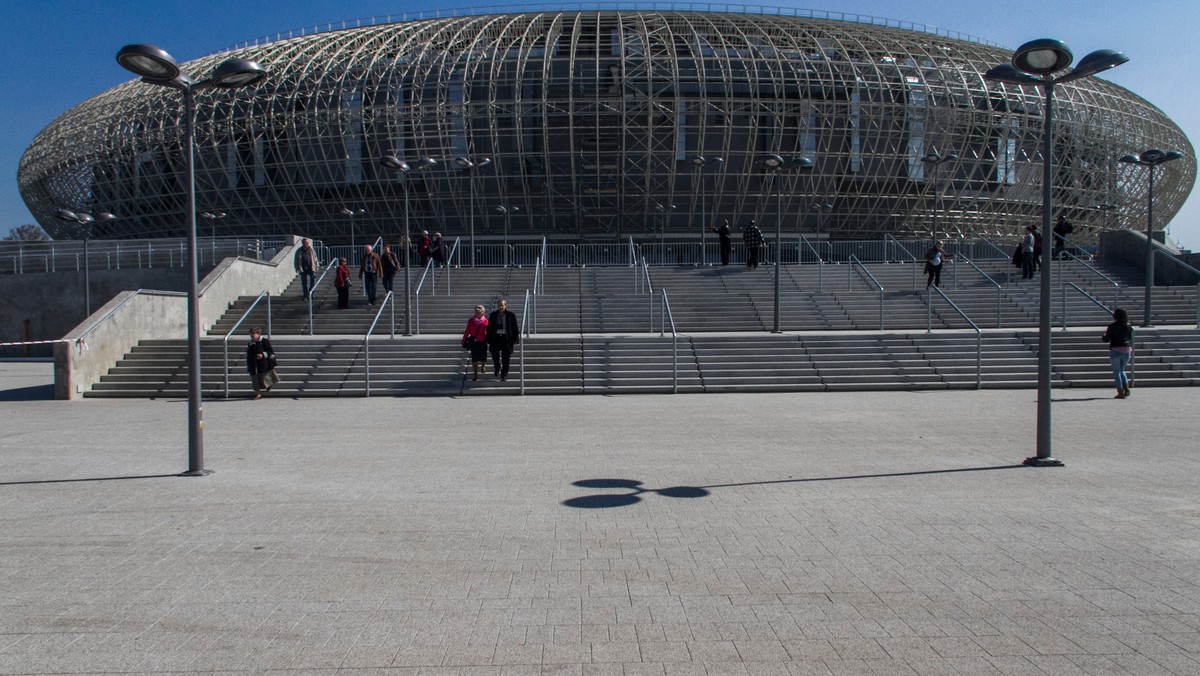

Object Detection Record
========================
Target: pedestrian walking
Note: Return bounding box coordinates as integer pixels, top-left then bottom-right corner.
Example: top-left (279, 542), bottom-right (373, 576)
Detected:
top-left (380, 243), bottom-right (401, 293)
top-left (743, 220), bottom-right (764, 269)
top-left (430, 233), bottom-right (446, 267)
top-left (293, 238), bottom-right (318, 299)
top-left (334, 257), bottom-right (351, 309)
top-left (486, 298), bottom-right (520, 381)
top-left (417, 231), bottom-right (432, 268)
top-left (461, 304), bottom-right (489, 381)
top-left (713, 219), bottom-right (732, 265)
top-left (359, 244), bottom-right (382, 305)
top-left (245, 326), bottom-right (279, 400)
top-left (924, 240), bottom-right (950, 289)
top-left (1103, 308), bottom-right (1135, 399)
top-left (1021, 225), bottom-right (1036, 279)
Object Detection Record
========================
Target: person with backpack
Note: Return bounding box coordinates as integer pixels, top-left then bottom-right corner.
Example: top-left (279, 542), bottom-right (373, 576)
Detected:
top-left (1103, 308), bottom-right (1135, 399)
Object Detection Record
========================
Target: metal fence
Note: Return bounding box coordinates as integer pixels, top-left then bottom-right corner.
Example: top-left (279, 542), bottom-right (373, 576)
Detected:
top-left (0, 237), bottom-right (286, 275)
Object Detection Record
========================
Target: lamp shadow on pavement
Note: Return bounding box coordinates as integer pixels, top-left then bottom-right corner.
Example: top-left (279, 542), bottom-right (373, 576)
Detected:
top-left (0, 473), bottom-right (184, 487)
top-left (562, 464), bottom-right (1026, 509)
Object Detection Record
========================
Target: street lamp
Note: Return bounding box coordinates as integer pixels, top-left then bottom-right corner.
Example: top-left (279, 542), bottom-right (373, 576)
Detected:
top-left (340, 207), bottom-right (366, 251)
top-left (200, 211), bottom-right (226, 237)
top-left (1119, 149), bottom-right (1184, 327)
top-left (55, 209), bottom-right (114, 318)
top-left (493, 204), bottom-right (520, 267)
top-left (117, 43), bottom-right (267, 477)
top-left (691, 155), bottom-right (724, 264)
top-left (453, 156), bottom-right (491, 266)
top-left (920, 151), bottom-right (957, 244)
top-left (760, 154), bottom-right (814, 333)
top-left (986, 38), bottom-right (1127, 468)
top-left (381, 155), bottom-right (436, 335)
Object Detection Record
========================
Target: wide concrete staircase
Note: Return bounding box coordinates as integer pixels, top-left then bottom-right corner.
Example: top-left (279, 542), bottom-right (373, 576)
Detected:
top-left (85, 256), bottom-right (1200, 398)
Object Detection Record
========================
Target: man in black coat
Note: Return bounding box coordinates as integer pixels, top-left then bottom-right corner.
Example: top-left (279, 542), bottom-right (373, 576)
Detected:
top-left (486, 298), bottom-right (520, 381)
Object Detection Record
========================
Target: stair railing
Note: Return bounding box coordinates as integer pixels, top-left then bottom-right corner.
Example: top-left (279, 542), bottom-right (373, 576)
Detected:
top-left (660, 288), bottom-right (678, 394)
top-left (885, 234), bottom-right (919, 290)
top-left (1152, 251), bottom-right (1200, 327)
top-left (520, 288), bottom-right (531, 395)
top-left (958, 255), bottom-right (1004, 328)
top-left (530, 257), bottom-right (540, 334)
top-left (979, 236), bottom-right (1015, 285)
top-left (307, 264), bottom-right (337, 335)
top-left (799, 233), bottom-right (824, 292)
top-left (927, 285), bottom-right (982, 389)
top-left (641, 256), bottom-right (655, 331)
top-left (445, 237), bottom-right (461, 293)
top-left (1059, 250), bottom-right (1120, 310)
top-left (848, 255), bottom-right (885, 330)
top-left (223, 291), bottom-right (272, 397)
top-left (412, 259), bottom-right (435, 335)
top-left (1064, 282), bottom-right (1138, 382)
top-left (627, 235), bottom-right (636, 267)
top-left (363, 290), bottom-right (396, 397)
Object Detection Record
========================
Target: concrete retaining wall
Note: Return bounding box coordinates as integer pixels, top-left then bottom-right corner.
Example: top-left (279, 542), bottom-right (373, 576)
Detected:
top-left (50, 237), bottom-right (300, 399)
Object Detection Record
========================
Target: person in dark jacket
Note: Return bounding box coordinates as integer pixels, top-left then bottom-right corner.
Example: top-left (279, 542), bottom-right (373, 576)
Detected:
top-left (380, 243), bottom-right (401, 293)
top-left (333, 257), bottom-right (351, 309)
top-left (359, 245), bottom-right (382, 305)
top-left (430, 233), bottom-right (446, 267)
top-left (486, 298), bottom-right (520, 381)
top-left (417, 231), bottom-right (432, 268)
top-left (712, 219), bottom-right (733, 266)
top-left (1103, 308), bottom-right (1134, 399)
top-left (293, 238), bottom-right (318, 299)
top-left (743, 220), bottom-right (764, 269)
top-left (245, 326), bottom-right (279, 400)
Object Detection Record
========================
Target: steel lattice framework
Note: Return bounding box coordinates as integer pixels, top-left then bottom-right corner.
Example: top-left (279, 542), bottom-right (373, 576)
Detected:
top-left (19, 8), bottom-right (1195, 243)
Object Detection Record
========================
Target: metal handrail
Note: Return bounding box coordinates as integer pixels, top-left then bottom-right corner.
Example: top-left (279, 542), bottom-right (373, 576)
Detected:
top-left (1063, 282), bottom-right (1113, 330)
top-left (885, 234), bottom-right (919, 290)
top-left (1067, 282), bottom-right (1138, 383)
top-left (223, 291), bottom-right (273, 397)
top-left (520, 288), bottom-right (530, 395)
top-left (363, 290), bottom-right (396, 397)
top-left (660, 288), bottom-right (678, 394)
top-left (627, 235), bottom-right (636, 267)
top-left (641, 256), bottom-right (655, 330)
top-left (445, 237), bottom-right (461, 292)
top-left (73, 290), bottom-right (146, 345)
top-left (979, 236), bottom-right (1014, 285)
top-left (798, 233), bottom-right (824, 292)
top-left (848, 255), bottom-right (885, 330)
top-left (531, 257), bottom-right (540, 333)
top-left (412, 259), bottom-right (436, 335)
top-left (307, 264), bottom-right (336, 335)
top-left (1153, 250), bottom-right (1200, 327)
top-left (928, 285), bottom-right (982, 390)
top-left (1060, 250), bottom-right (1120, 309)
top-left (958, 255), bottom-right (1004, 328)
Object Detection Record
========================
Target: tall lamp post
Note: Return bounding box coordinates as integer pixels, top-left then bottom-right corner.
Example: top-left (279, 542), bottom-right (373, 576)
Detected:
top-left (55, 209), bottom-right (115, 318)
top-left (117, 43), bottom-right (266, 477)
top-left (381, 155), bottom-right (436, 335)
top-left (453, 156), bottom-right (491, 266)
top-left (340, 207), bottom-right (366, 251)
top-left (493, 204), bottom-right (520, 267)
top-left (761, 155), bottom-right (814, 333)
top-left (986, 38), bottom-right (1127, 467)
top-left (920, 151), bottom-right (957, 244)
top-left (1119, 149), bottom-right (1183, 327)
top-left (691, 155), bottom-right (723, 264)
top-left (200, 211), bottom-right (226, 237)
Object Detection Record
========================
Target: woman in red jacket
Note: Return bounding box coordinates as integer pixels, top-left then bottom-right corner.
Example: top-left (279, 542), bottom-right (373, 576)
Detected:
top-left (334, 258), bottom-right (351, 309)
top-left (461, 304), bottom-right (489, 381)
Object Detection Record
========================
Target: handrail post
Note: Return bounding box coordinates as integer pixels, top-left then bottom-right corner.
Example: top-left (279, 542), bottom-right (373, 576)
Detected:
top-left (927, 288), bottom-right (932, 333)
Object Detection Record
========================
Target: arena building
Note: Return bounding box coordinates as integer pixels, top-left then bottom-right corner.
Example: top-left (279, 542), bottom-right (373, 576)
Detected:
top-left (17, 8), bottom-right (1196, 246)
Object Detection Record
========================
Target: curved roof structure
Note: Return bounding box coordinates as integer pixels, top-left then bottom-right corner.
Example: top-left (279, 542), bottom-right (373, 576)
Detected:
top-left (19, 9), bottom-right (1195, 242)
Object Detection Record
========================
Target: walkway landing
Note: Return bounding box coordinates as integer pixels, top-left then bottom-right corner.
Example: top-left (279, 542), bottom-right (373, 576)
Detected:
top-left (1, 362), bottom-right (1198, 674)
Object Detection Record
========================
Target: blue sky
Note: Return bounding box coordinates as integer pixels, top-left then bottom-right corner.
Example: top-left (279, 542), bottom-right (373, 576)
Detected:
top-left (3, 0), bottom-right (1197, 247)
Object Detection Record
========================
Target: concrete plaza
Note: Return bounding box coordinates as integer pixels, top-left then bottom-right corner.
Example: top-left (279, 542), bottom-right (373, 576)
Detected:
top-left (1, 360), bottom-right (1198, 675)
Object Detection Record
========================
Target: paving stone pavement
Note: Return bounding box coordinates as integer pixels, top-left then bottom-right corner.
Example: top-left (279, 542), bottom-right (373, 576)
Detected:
top-left (1, 360), bottom-right (1199, 675)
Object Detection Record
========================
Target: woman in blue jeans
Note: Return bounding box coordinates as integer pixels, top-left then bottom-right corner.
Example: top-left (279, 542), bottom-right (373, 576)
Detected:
top-left (1103, 308), bottom-right (1134, 399)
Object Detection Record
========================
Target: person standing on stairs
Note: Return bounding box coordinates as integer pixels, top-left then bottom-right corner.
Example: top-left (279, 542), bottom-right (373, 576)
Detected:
top-left (486, 298), bottom-right (520, 381)
top-left (359, 244), bottom-right (382, 306)
top-left (713, 219), bottom-right (732, 266)
top-left (293, 238), bottom-right (318, 300)
top-left (380, 242), bottom-right (401, 293)
top-left (334, 257), bottom-right (351, 309)
top-left (461, 304), bottom-right (490, 381)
